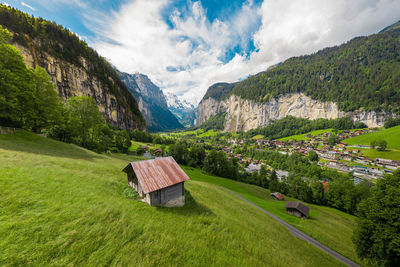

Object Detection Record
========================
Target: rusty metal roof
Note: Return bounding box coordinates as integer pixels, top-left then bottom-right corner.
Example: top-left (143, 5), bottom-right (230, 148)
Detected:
top-left (123, 157), bottom-right (190, 194)
top-left (270, 192), bottom-right (284, 200)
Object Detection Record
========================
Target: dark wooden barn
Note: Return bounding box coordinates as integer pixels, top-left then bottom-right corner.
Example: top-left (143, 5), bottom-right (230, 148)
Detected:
top-left (122, 157), bottom-right (190, 207)
top-left (285, 201), bottom-right (310, 218)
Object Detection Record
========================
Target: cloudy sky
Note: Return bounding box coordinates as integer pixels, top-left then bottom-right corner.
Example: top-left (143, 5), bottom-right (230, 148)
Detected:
top-left (3, 0), bottom-right (400, 104)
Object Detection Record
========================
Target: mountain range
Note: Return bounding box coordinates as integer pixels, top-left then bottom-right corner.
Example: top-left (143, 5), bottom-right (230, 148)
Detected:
top-left (164, 92), bottom-right (196, 128)
top-left (195, 20), bottom-right (400, 131)
top-left (2, 3), bottom-right (399, 135)
top-left (118, 71), bottom-right (184, 132)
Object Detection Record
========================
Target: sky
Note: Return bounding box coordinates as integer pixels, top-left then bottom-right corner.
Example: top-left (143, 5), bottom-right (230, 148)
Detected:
top-left (2, 0), bottom-right (400, 105)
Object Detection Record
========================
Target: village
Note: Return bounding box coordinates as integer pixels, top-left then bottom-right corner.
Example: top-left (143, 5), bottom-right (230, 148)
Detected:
top-left (148, 128), bottom-right (398, 185)
top-left (224, 129), bottom-right (399, 183)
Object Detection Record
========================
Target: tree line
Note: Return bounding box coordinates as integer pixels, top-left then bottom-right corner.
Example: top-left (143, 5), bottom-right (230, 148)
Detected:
top-left (167, 140), bottom-right (372, 215)
top-left (242, 116), bottom-right (366, 140)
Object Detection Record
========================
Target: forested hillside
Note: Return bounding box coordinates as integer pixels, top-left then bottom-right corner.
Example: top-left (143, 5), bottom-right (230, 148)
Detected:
top-left (201, 21), bottom-right (400, 113)
top-left (231, 27), bottom-right (400, 112)
top-left (0, 4), bottom-right (145, 130)
top-left (202, 82), bottom-right (237, 101)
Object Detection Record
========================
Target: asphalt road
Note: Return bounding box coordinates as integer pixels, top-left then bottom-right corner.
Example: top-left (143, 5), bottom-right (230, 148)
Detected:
top-left (224, 188), bottom-right (361, 267)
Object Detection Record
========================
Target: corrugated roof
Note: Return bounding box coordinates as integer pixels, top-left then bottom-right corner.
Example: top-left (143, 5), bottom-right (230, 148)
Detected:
top-left (270, 192), bottom-right (284, 200)
top-left (123, 157), bottom-right (190, 194)
top-left (285, 201), bottom-right (310, 217)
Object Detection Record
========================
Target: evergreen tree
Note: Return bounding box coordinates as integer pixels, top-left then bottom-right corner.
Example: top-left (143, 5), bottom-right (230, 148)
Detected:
top-left (269, 170), bottom-right (280, 192)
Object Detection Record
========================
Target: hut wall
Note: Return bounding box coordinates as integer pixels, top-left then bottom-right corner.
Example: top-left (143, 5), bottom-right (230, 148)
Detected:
top-left (159, 182), bottom-right (185, 207)
top-left (150, 190), bottom-right (161, 206)
top-left (286, 208), bottom-right (303, 218)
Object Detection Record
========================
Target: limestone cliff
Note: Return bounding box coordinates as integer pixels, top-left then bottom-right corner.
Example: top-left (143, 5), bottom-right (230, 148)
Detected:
top-left (195, 93), bottom-right (393, 132)
top-left (12, 43), bottom-right (144, 130)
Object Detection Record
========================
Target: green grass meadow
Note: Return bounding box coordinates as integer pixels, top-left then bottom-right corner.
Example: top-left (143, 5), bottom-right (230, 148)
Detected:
top-left (358, 148), bottom-right (400, 161)
top-left (344, 126), bottom-right (400, 160)
top-left (0, 132), bottom-right (361, 266)
top-left (344, 125), bottom-right (400, 149)
top-left (278, 129), bottom-right (334, 141)
top-left (184, 167), bottom-right (362, 265)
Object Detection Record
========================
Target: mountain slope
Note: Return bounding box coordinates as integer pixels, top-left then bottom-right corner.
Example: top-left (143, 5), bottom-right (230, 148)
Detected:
top-left (165, 92), bottom-right (196, 127)
top-left (0, 5), bottom-right (145, 130)
top-left (118, 71), bottom-right (183, 132)
top-left (0, 132), bottom-right (346, 266)
top-left (196, 21), bottom-right (400, 131)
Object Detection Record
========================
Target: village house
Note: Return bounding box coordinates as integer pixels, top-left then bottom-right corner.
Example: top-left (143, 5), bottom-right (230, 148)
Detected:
top-left (245, 163), bottom-right (261, 173)
top-left (122, 157), bottom-right (190, 207)
top-left (285, 201), bottom-right (310, 218)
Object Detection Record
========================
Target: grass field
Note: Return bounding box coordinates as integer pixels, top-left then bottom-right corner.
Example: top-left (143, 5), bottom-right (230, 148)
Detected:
top-left (344, 125), bottom-right (400, 149)
top-left (278, 129), bottom-right (334, 141)
top-left (0, 132), bottom-right (361, 266)
top-left (251, 134), bottom-right (265, 140)
top-left (184, 167), bottom-right (362, 265)
top-left (358, 148), bottom-right (400, 161)
top-left (128, 141), bottom-right (162, 152)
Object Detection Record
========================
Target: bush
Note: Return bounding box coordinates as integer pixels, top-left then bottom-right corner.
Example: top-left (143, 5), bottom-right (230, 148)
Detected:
top-left (136, 147), bottom-right (145, 156)
top-left (123, 187), bottom-right (139, 199)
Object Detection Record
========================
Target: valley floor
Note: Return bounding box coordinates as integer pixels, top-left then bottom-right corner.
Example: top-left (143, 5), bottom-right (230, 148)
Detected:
top-left (0, 132), bottom-right (365, 266)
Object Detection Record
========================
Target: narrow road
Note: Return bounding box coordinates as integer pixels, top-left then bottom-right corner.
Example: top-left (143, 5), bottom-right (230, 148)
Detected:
top-left (224, 188), bottom-right (361, 267)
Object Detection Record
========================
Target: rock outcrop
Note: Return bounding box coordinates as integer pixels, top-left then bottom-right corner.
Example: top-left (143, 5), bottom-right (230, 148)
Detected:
top-left (118, 71), bottom-right (183, 132)
top-left (13, 43), bottom-right (144, 130)
top-left (195, 93), bottom-right (393, 131)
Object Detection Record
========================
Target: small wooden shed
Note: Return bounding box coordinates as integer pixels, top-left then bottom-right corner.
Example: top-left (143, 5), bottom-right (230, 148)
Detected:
top-left (270, 192), bottom-right (284, 201)
top-left (285, 201), bottom-right (310, 218)
top-left (122, 157), bottom-right (190, 207)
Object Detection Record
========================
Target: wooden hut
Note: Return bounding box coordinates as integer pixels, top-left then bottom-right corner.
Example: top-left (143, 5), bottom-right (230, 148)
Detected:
top-left (285, 201), bottom-right (309, 218)
top-left (270, 192), bottom-right (284, 201)
top-left (122, 157), bottom-right (190, 207)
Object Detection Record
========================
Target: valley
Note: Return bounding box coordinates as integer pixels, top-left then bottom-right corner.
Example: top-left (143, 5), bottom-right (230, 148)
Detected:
top-left (1, 2), bottom-right (400, 266)
top-left (0, 131), bottom-right (355, 266)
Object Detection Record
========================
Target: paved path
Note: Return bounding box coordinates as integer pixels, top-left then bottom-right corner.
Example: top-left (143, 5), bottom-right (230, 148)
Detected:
top-left (224, 188), bottom-right (361, 267)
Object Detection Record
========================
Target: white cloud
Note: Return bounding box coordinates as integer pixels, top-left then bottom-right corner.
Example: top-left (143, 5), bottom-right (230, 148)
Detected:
top-left (1, 2), bottom-right (10, 7)
top-left (90, 0), bottom-right (400, 105)
top-left (21, 1), bottom-right (35, 11)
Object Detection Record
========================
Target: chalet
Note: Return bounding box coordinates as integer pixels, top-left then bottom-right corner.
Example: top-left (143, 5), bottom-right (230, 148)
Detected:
top-left (285, 201), bottom-right (310, 218)
top-left (122, 157), bottom-right (190, 207)
top-left (270, 192), bottom-right (284, 200)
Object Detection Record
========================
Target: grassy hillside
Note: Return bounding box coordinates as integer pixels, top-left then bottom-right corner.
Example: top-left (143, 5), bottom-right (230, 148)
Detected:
top-left (184, 167), bottom-right (362, 265)
top-left (278, 129), bottom-right (334, 141)
top-left (343, 125), bottom-right (400, 149)
top-left (344, 126), bottom-right (400, 160)
top-left (0, 132), bottom-right (346, 266)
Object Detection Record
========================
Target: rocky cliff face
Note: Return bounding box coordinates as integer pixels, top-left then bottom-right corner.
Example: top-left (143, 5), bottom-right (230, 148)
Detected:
top-left (196, 93), bottom-right (393, 131)
top-left (13, 43), bottom-right (144, 131)
top-left (132, 74), bottom-right (169, 109)
top-left (118, 71), bottom-right (183, 132)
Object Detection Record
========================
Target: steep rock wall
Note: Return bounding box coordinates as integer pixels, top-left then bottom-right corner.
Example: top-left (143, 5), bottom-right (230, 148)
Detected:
top-left (195, 93), bottom-right (393, 131)
top-left (13, 43), bottom-right (144, 130)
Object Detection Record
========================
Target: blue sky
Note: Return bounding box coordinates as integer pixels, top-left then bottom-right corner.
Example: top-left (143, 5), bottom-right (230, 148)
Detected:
top-left (2, 0), bottom-right (400, 104)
